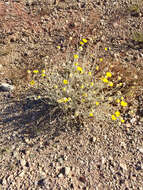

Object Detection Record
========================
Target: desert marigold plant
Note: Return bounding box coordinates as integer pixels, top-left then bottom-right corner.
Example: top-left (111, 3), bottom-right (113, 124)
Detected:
top-left (27, 38), bottom-right (130, 125)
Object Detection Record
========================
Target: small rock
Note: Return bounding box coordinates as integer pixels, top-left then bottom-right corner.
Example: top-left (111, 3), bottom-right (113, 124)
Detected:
top-left (130, 118), bottom-right (136, 124)
top-left (93, 137), bottom-right (96, 142)
top-left (65, 167), bottom-right (71, 176)
top-left (101, 157), bottom-right (106, 165)
top-left (57, 157), bottom-right (64, 164)
top-left (58, 173), bottom-right (64, 178)
top-left (2, 178), bottom-right (7, 185)
top-left (20, 159), bottom-right (26, 167)
top-left (138, 147), bottom-right (143, 154)
top-left (120, 162), bottom-right (127, 171)
top-left (0, 83), bottom-right (14, 92)
top-left (0, 64), bottom-right (3, 69)
top-left (37, 179), bottom-right (45, 186)
top-left (78, 176), bottom-right (86, 183)
top-left (120, 142), bottom-right (126, 149)
top-left (19, 171), bottom-right (25, 177)
top-left (12, 151), bottom-right (19, 158)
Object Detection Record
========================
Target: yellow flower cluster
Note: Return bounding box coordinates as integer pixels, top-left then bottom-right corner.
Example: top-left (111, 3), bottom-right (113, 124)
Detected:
top-left (101, 72), bottom-right (113, 86)
top-left (116, 97), bottom-right (128, 107)
top-left (32, 69), bottom-right (46, 77)
top-left (80, 38), bottom-right (88, 45)
top-left (121, 100), bottom-right (128, 107)
top-left (57, 97), bottom-right (71, 103)
top-left (111, 110), bottom-right (125, 123)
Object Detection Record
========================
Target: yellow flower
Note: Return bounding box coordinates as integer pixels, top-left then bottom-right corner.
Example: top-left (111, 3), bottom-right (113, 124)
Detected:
top-left (30, 80), bottom-right (35, 85)
top-left (90, 82), bottom-right (94, 87)
top-left (63, 79), bottom-right (68, 85)
top-left (115, 111), bottom-right (120, 117)
top-left (80, 41), bottom-right (84, 45)
top-left (67, 97), bottom-right (72, 102)
top-left (96, 66), bottom-right (99, 70)
top-left (102, 78), bottom-right (108, 83)
top-left (80, 84), bottom-right (84, 89)
top-left (74, 62), bottom-right (78, 66)
top-left (89, 112), bottom-right (93, 117)
top-left (62, 87), bottom-right (66, 91)
top-left (57, 46), bottom-right (61, 49)
top-left (121, 101), bottom-right (128, 107)
top-left (120, 118), bottom-right (125, 123)
top-left (41, 73), bottom-right (46, 77)
top-left (54, 85), bottom-right (58, 89)
top-left (79, 46), bottom-right (83, 51)
top-left (33, 70), bottom-right (39, 73)
top-left (111, 115), bottom-right (117, 120)
top-left (96, 101), bottom-right (99, 106)
top-left (116, 99), bottom-right (120, 103)
top-left (74, 54), bottom-right (79, 59)
top-left (88, 72), bottom-right (92, 76)
top-left (63, 97), bottom-right (69, 103)
top-left (42, 69), bottom-right (46, 73)
top-left (105, 47), bottom-right (108, 51)
top-left (27, 70), bottom-right (31, 74)
top-left (77, 66), bottom-right (83, 73)
top-left (37, 95), bottom-right (41, 99)
top-left (100, 58), bottom-right (103, 62)
top-left (121, 97), bottom-right (124, 100)
top-left (108, 82), bottom-right (113, 87)
top-left (83, 93), bottom-right (87, 97)
top-left (119, 83), bottom-right (123, 86)
top-left (82, 38), bottom-right (88, 43)
top-left (81, 98), bottom-right (85, 102)
top-left (106, 72), bottom-right (112, 78)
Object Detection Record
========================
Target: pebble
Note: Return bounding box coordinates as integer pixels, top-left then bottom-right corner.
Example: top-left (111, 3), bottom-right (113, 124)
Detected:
top-left (19, 170), bottom-right (25, 177)
top-left (0, 83), bottom-right (14, 92)
top-left (65, 167), bottom-right (71, 176)
top-left (120, 161), bottom-right (127, 171)
top-left (20, 159), bottom-right (26, 167)
top-left (58, 173), bottom-right (64, 178)
top-left (138, 147), bottom-right (143, 154)
top-left (57, 157), bottom-right (64, 164)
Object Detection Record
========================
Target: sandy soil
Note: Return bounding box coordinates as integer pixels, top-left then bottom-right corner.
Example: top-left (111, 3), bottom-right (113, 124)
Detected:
top-left (0, 0), bottom-right (143, 189)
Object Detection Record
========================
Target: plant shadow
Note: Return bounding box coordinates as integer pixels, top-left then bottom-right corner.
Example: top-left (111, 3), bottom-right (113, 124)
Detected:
top-left (0, 94), bottom-right (82, 146)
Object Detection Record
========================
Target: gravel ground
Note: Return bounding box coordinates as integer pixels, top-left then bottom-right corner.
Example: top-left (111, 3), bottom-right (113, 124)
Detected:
top-left (0, 0), bottom-right (143, 189)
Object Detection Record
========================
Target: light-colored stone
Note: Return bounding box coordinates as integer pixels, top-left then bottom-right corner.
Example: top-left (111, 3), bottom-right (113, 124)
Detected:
top-left (120, 162), bottom-right (127, 171)
top-left (0, 83), bottom-right (14, 91)
top-left (138, 147), bottom-right (143, 154)
top-left (20, 159), bottom-right (26, 167)
top-left (19, 170), bottom-right (25, 177)
top-left (65, 167), bottom-right (71, 176)
top-left (58, 173), bottom-right (64, 178)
